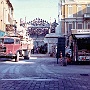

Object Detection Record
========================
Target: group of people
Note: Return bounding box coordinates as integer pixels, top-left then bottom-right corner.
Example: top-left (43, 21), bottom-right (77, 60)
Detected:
top-left (31, 44), bottom-right (47, 54)
top-left (59, 51), bottom-right (71, 66)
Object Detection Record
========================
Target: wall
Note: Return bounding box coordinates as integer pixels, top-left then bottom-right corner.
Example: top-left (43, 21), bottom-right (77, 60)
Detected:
top-left (0, 0), bottom-right (14, 36)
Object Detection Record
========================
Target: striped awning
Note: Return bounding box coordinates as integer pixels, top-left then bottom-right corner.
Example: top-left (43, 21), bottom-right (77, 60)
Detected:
top-left (75, 34), bottom-right (90, 38)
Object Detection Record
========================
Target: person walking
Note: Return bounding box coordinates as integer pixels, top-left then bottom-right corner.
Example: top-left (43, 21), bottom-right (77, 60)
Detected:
top-left (60, 51), bottom-right (63, 66)
top-left (60, 51), bottom-right (67, 66)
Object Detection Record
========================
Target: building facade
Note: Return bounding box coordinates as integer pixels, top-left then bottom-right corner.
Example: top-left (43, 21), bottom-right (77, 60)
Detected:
top-left (0, 0), bottom-right (14, 37)
top-left (60, 0), bottom-right (90, 46)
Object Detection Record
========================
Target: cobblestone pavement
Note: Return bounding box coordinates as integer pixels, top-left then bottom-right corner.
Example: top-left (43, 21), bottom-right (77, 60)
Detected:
top-left (0, 54), bottom-right (90, 90)
top-left (0, 74), bottom-right (90, 90)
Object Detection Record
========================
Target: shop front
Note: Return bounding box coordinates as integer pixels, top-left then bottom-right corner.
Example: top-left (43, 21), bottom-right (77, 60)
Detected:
top-left (71, 29), bottom-right (90, 62)
top-left (0, 30), bottom-right (5, 37)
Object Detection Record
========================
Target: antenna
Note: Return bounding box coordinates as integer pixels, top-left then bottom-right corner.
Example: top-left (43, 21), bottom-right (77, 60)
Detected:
top-left (49, 17), bottom-right (51, 33)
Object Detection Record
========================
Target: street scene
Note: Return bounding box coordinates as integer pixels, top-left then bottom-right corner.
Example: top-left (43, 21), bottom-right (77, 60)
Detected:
top-left (0, 55), bottom-right (90, 90)
top-left (0, 0), bottom-right (90, 90)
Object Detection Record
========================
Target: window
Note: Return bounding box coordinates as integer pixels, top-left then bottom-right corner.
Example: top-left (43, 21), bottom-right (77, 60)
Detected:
top-left (87, 23), bottom-right (90, 29)
top-left (77, 23), bottom-right (82, 29)
top-left (68, 23), bottom-right (72, 31)
top-left (66, 0), bottom-right (75, 2)
top-left (68, 0), bottom-right (74, 1)
top-left (0, 38), bottom-right (4, 44)
top-left (77, 5), bottom-right (82, 17)
top-left (4, 38), bottom-right (14, 44)
top-left (68, 23), bottom-right (72, 35)
top-left (68, 5), bottom-right (73, 18)
top-left (73, 22), bottom-right (75, 29)
top-left (16, 39), bottom-right (20, 44)
top-left (87, 4), bottom-right (90, 13)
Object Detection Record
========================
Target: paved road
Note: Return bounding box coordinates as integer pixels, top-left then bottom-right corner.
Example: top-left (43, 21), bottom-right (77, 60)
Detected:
top-left (0, 54), bottom-right (90, 90)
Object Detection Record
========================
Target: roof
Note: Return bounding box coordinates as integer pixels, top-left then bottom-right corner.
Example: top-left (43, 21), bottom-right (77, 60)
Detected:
top-left (0, 36), bottom-right (20, 39)
top-left (74, 34), bottom-right (90, 39)
top-left (45, 33), bottom-right (63, 38)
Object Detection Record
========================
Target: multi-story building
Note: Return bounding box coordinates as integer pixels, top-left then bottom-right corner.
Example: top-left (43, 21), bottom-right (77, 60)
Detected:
top-left (60, 0), bottom-right (90, 46)
top-left (59, 0), bottom-right (90, 61)
top-left (0, 0), bottom-right (14, 37)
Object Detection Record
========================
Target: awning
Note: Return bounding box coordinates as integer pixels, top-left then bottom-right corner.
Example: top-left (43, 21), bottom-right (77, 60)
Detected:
top-left (75, 34), bottom-right (90, 38)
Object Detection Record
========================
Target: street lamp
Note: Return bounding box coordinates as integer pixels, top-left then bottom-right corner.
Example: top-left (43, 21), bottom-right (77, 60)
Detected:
top-left (49, 17), bottom-right (51, 34)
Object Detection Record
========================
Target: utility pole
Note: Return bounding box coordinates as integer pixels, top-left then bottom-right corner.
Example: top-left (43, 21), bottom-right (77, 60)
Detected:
top-left (49, 17), bottom-right (51, 33)
top-left (14, 20), bottom-right (17, 36)
top-left (25, 17), bottom-right (27, 37)
top-left (58, 0), bottom-right (62, 34)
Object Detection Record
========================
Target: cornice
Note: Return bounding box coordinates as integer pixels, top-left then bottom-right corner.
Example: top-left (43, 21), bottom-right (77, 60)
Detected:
top-left (6, 0), bottom-right (13, 10)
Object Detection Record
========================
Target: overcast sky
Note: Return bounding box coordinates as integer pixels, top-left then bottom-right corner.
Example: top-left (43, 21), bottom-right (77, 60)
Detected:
top-left (10, 0), bottom-right (59, 23)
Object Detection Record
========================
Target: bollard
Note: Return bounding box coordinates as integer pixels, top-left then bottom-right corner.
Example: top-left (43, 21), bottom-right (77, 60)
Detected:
top-left (62, 57), bottom-right (67, 66)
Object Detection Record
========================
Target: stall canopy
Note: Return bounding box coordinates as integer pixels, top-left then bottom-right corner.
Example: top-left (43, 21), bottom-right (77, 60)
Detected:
top-left (75, 34), bottom-right (90, 39)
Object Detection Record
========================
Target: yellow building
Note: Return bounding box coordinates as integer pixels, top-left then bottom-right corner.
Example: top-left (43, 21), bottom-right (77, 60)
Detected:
top-left (0, 0), bottom-right (14, 36)
top-left (60, 0), bottom-right (90, 46)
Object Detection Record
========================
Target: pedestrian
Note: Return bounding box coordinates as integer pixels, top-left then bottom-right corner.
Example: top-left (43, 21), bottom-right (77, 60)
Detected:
top-left (60, 51), bottom-right (63, 65)
top-left (60, 51), bottom-right (67, 66)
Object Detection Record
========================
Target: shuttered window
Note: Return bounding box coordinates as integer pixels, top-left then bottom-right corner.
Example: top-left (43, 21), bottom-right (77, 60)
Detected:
top-left (87, 4), bottom-right (90, 13)
top-left (77, 5), bottom-right (82, 17)
top-left (68, 5), bottom-right (73, 18)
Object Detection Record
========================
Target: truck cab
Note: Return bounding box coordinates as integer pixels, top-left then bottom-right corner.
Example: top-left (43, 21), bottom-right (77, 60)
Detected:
top-left (0, 36), bottom-right (21, 61)
top-left (0, 35), bottom-right (33, 61)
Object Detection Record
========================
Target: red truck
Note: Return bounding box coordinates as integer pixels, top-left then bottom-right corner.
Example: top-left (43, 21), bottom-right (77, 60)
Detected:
top-left (0, 36), bottom-right (33, 62)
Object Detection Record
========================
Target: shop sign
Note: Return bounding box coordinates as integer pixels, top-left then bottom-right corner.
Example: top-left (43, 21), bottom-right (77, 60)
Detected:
top-left (77, 29), bottom-right (90, 34)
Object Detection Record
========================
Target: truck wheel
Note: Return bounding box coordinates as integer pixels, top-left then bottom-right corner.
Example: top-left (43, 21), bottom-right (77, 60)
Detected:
top-left (15, 51), bottom-right (19, 62)
top-left (28, 51), bottom-right (31, 59)
top-left (24, 50), bottom-right (30, 60)
top-left (24, 56), bottom-right (29, 59)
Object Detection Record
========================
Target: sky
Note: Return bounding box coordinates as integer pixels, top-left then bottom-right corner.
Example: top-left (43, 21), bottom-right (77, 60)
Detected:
top-left (10, 0), bottom-right (59, 23)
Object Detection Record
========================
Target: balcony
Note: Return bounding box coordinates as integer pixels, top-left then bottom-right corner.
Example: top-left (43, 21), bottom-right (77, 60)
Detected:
top-left (83, 13), bottom-right (90, 20)
top-left (71, 29), bottom-right (90, 39)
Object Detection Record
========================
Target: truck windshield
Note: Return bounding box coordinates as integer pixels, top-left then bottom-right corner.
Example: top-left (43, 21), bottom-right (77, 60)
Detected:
top-left (0, 38), bottom-right (14, 44)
